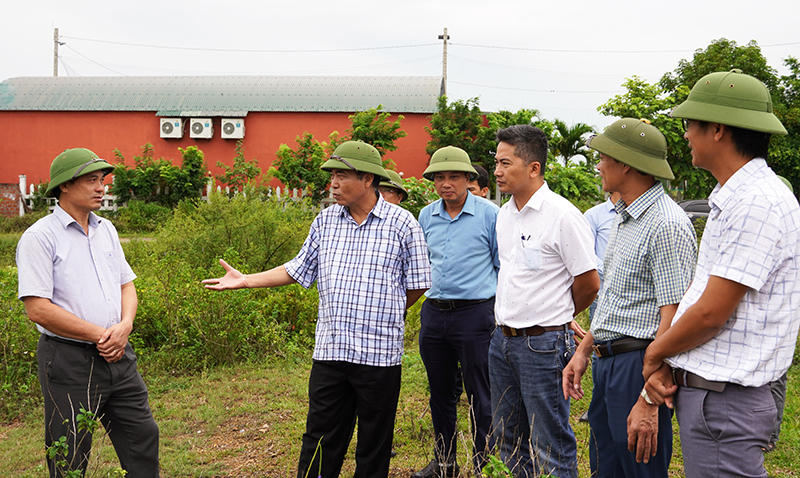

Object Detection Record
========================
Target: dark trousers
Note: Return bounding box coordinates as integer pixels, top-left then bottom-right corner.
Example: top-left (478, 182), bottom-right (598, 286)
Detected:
top-left (297, 360), bottom-right (401, 478)
top-left (37, 335), bottom-right (160, 478)
top-left (419, 298), bottom-right (495, 470)
top-left (588, 348), bottom-right (671, 478)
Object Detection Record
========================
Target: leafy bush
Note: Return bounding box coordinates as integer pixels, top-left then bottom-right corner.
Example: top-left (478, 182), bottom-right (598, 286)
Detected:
top-left (0, 211), bottom-right (47, 234)
top-left (400, 177), bottom-right (439, 219)
top-left (0, 267), bottom-right (41, 420)
top-left (98, 200), bottom-right (173, 234)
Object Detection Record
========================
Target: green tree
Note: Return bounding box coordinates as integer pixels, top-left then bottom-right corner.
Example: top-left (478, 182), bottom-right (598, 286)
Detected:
top-left (550, 119), bottom-right (595, 166)
top-left (399, 176), bottom-right (439, 219)
top-left (272, 131), bottom-right (341, 205)
top-left (425, 96), bottom-right (496, 169)
top-left (345, 105), bottom-right (407, 170)
top-left (216, 140), bottom-right (261, 197)
top-left (112, 143), bottom-right (209, 206)
top-left (770, 56), bottom-right (800, 194)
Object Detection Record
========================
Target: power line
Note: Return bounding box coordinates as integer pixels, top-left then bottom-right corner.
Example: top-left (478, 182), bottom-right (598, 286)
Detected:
top-left (60, 36), bottom-right (438, 53)
top-left (449, 80), bottom-right (621, 94)
top-left (63, 45), bottom-right (128, 76)
top-left (450, 41), bottom-right (800, 54)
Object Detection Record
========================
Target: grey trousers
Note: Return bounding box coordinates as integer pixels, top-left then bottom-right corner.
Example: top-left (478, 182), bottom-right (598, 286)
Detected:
top-left (675, 384), bottom-right (775, 478)
top-left (37, 335), bottom-right (160, 478)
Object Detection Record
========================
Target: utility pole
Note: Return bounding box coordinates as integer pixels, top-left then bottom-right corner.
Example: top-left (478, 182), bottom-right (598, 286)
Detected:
top-left (438, 27), bottom-right (449, 97)
top-left (53, 28), bottom-right (59, 77)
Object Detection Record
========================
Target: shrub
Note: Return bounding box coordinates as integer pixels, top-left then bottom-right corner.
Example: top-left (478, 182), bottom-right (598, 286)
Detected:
top-left (98, 200), bottom-right (173, 234)
top-left (0, 267), bottom-right (41, 420)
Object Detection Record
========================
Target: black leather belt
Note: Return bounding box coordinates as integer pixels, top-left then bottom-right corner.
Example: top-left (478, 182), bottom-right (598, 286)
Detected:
top-left (500, 323), bottom-right (569, 337)
top-left (44, 334), bottom-right (96, 349)
top-left (592, 337), bottom-right (652, 358)
top-left (672, 368), bottom-right (727, 393)
top-left (426, 297), bottom-right (493, 310)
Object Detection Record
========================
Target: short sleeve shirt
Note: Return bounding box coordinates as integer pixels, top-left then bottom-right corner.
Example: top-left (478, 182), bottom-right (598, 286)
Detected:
top-left (591, 183), bottom-right (697, 342)
top-left (583, 198), bottom-right (617, 280)
top-left (495, 182), bottom-right (597, 328)
top-left (285, 195), bottom-right (431, 367)
top-left (418, 193), bottom-right (500, 301)
top-left (17, 206), bottom-right (136, 339)
top-left (666, 159), bottom-right (800, 386)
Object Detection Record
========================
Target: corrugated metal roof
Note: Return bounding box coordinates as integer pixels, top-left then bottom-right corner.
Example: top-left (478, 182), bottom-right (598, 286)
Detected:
top-left (0, 76), bottom-right (443, 114)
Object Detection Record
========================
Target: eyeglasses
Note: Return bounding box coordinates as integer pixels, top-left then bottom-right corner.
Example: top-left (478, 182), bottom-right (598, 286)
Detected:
top-left (378, 188), bottom-right (399, 195)
top-left (681, 119), bottom-right (694, 132)
top-left (72, 158), bottom-right (110, 179)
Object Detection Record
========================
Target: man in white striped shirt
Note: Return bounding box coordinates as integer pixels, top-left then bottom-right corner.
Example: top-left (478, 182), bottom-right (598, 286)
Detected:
top-left (638, 70), bottom-right (800, 478)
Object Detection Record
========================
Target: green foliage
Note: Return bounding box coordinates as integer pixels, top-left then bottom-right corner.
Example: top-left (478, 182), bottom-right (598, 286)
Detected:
top-left (399, 176), bottom-right (439, 219)
top-left (272, 132), bottom-right (340, 205)
top-left (544, 161), bottom-right (602, 211)
top-left (0, 266), bottom-right (40, 421)
top-left (550, 119), bottom-right (595, 166)
top-left (98, 200), bottom-right (172, 234)
top-left (125, 192), bottom-right (319, 371)
top-left (426, 96), bottom-right (496, 170)
top-left (481, 455), bottom-right (513, 477)
top-left (112, 143), bottom-right (209, 206)
top-left (771, 57), bottom-right (800, 192)
top-left (0, 210), bottom-right (47, 234)
top-left (346, 105), bottom-right (407, 170)
top-left (215, 140), bottom-right (261, 197)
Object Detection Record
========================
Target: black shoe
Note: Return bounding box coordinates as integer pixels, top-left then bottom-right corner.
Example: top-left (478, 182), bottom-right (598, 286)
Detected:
top-left (391, 449), bottom-right (397, 458)
top-left (410, 459), bottom-right (460, 478)
top-left (579, 410), bottom-right (589, 422)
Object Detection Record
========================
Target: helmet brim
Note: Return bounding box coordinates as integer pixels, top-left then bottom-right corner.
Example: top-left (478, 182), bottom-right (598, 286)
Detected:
top-left (671, 100), bottom-right (787, 135)
top-left (588, 134), bottom-right (675, 181)
top-left (422, 163), bottom-right (478, 181)
top-left (320, 158), bottom-right (389, 180)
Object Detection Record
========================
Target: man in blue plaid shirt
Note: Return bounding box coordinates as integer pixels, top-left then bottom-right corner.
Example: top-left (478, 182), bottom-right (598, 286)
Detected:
top-left (204, 141), bottom-right (431, 478)
top-left (562, 118), bottom-right (697, 478)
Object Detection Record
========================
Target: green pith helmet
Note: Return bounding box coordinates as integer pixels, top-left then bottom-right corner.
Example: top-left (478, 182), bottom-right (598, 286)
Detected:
top-left (586, 118), bottom-right (674, 180)
top-left (45, 148), bottom-right (114, 197)
top-left (671, 69), bottom-right (787, 135)
top-left (777, 175), bottom-right (794, 194)
top-left (378, 169), bottom-right (408, 202)
top-left (423, 146), bottom-right (478, 181)
top-left (320, 141), bottom-right (388, 180)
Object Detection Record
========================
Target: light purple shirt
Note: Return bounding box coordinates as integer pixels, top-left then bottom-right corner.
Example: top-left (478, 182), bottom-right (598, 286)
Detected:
top-left (17, 206), bottom-right (136, 340)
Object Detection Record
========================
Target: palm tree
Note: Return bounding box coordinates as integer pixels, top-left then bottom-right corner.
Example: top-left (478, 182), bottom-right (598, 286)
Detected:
top-left (550, 119), bottom-right (595, 166)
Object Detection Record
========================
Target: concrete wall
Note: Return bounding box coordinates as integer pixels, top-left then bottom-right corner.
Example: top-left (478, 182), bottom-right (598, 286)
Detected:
top-left (0, 110), bottom-right (433, 187)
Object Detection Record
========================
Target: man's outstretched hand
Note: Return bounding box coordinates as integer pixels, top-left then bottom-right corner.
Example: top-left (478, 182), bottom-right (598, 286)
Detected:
top-left (202, 259), bottom-right (248, 290)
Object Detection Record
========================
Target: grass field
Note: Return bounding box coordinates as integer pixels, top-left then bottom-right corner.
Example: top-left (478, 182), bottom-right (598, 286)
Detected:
top-left (1, 345), bottom-right (797, 477)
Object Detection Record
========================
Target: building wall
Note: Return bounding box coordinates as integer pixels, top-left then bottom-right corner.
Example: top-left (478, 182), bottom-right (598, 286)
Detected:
top-left (0, 183), bottom-right (20, 218)
top-left (0, 110), bottom-right (432, 187)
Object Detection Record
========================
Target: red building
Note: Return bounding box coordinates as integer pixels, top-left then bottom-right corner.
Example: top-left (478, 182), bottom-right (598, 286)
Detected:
top-left (0, 76), bottom-right (441, 189)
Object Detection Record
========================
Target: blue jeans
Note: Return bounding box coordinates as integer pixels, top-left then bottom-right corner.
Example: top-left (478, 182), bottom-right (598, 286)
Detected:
top-left (489, 327), bottom-right (577, 478)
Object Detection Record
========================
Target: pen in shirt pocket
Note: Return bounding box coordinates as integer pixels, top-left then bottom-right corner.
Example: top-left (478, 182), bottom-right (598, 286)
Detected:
top-left (521, 235), bottom-right (530, 247)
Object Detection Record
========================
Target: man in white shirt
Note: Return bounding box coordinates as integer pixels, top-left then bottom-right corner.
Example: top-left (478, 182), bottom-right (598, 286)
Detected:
top-left (637, 70), bottom-right (800, 478)
top-left (490, 124), bottom-right (599, 478)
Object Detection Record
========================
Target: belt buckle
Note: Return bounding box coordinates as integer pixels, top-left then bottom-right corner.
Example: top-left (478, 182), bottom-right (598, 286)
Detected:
top-left (591, 344), bottom-right (601, 357)
top-left (510, 327), bottom-right (519, 337)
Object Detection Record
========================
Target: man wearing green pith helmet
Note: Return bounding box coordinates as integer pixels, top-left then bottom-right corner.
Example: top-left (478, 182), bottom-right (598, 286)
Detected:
top-left (562, 119), bottom-right (697, 478)
top-left (17, 148), bottom-right (160, 477)
top-left (204, 141), bottom-right (431, 478)
top-left (378, 169), bottom-right (408, 205)
top-left (638, 70), bottom-right (800, 478)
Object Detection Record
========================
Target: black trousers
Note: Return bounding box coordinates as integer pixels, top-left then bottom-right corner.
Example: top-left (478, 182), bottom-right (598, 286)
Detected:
top-left (419, 298), bottom-right (495, 470)
top-left (297, 360), bottom-right (402, 478)
top-left (37, 335), bottom-right (159, 477)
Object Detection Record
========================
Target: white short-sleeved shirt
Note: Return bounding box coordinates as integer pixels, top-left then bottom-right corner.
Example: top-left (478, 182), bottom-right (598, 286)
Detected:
top-left (495, 182), bottom-right (597, 328)
top-left (666, 158), bottom-right (800, 386)
top-left (17, 206), bottom-right (136, 340)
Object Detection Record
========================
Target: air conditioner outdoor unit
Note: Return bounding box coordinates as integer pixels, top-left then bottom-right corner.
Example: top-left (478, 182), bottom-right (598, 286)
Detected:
top-left (190, 118), bottom-right (213, 139)
top-left (221, 118), bottom-right (245, 139)
top-left (160, 118), bottom-right (183, 138)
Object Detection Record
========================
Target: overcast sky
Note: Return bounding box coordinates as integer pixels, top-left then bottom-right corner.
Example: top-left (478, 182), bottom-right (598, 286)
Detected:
top-left (2, 0), bottom-right (798, 131)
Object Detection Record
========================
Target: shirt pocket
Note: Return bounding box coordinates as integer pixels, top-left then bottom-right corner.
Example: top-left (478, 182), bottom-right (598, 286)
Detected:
top-left (522, 243), bottom-right (542, 270)
top-left (104, 250), bottom-right (121, 279)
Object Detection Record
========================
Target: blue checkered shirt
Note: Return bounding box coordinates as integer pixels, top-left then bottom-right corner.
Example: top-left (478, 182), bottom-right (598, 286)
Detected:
top-left (666, 159), bottom-right (800, 386)
top-left (591, 183), bottom-right (697, 342)
top-left (285, 195), bottom-right (431, 367)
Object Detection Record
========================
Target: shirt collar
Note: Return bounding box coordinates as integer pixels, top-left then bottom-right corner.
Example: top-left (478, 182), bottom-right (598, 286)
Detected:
top-left (336, 190), bottom-right (388, 222)
top-left (53, 205), bottom-right (101, 230)
top-left (515, 181), bottom-right (550, 213)
top-left (708, 157), bottom-right (767, 214)
top-left (617, 182), bottom-right (664, 221)
top-left (432, 191), bottom-right (476, 219)
top-left (605, 197), bottom-right (617, 213)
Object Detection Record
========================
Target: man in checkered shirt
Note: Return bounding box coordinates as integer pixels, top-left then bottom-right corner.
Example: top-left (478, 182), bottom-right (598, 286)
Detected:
top-left (637, 70), bottom-right (800, 478)
top-left (562, 118), bottom-right (697, 478)
top-left (204, 141), bottom-right (431, 478)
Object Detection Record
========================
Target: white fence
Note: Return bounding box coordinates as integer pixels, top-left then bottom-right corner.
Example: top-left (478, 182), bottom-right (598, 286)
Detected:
top-left (17, 175), bottom-right (327, 217)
